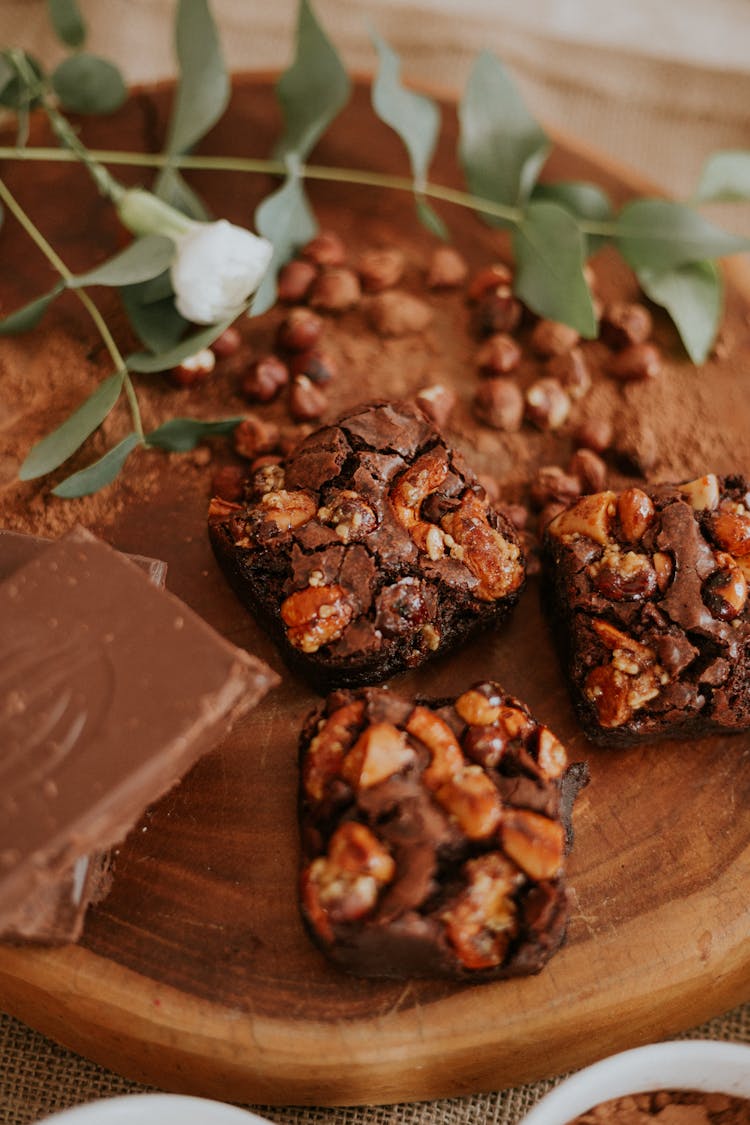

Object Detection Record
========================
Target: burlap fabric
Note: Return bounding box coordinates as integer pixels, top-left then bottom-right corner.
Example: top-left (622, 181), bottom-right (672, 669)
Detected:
top-left (1, 2), bottom-right (749, 1121)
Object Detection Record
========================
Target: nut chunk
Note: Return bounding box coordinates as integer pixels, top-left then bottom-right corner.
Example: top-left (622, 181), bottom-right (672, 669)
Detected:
top-left (209, 400), bottom-right (525, 689)
top-left (298, 682), bottom-right (587, 980)
top-left (543, 473), bottom-right (750, 745)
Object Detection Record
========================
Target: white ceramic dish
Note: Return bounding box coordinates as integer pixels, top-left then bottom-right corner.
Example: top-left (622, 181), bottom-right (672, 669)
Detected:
top-left (521, 1040), bottom-right (750, 1125)
top-left (36, 1094), bottom-right (272, 1125)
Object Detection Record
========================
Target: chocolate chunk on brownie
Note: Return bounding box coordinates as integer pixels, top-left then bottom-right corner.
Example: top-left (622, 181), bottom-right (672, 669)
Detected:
top-left (543, 473), bottom-right (750, 746)
top-left (209, 401), bottom-right (525, 688)
top-left (298, 682), bottom-right (586, 980)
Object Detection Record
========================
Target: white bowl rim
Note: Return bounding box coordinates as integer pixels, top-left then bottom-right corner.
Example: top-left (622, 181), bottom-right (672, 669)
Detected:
top-left (35, 1092), bottom-right (273, 1125)
top-left (521, 1040), bottom-right (750, 1125)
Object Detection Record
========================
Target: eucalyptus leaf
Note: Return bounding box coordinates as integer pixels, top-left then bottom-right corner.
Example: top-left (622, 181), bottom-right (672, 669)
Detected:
top-left (0, 54), bottom-right (14, 97)
top-left (20, 370), bottom-right (125, 481)
top-left (532, 180), bottom-right (613, 254)
top-left (615, 199), bottom-right (750, 272)
top-left (47, 0), bottom-right (87, 48)
top-left (0, 51), bottom-right (44, 111)
top-left (274, 0), bottom-right (351, 161)
top-left (52, 53), bottom-right (127, 114)
top-left (155, 166), bottom-right (212, 221)
top-left (147, 416), bottom-right (244, 452)
top-left (459, 52), bottom-right (549, 214)
top-left (161, 0), bottom-right (229, 157)
top-left (120, 280), bottom-right (188, 354)
top-left (695, 150), bottom-right (750, 203)
top-left (52, 432), bottom-right (142, 498)
top-left (252, 169), bottom-right (318, 315)
top-left (0, 284), bottom-right (64, 335)
top-left (512, 200), bottom-right (597, 337)
top-left (415, 195), bottom-right (449, 240)
top-left (637, 260), bottom-right (723, 364)
top-left (127, 315), bottom-right (239, 373)
top-left (68, 235), bottom-right (174, 289)
top-left (371, 30), bottom-right (440, 190)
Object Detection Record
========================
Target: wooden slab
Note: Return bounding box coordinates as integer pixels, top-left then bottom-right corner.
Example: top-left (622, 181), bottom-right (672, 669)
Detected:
top-left (0, 77), bottom-right (749, 1106)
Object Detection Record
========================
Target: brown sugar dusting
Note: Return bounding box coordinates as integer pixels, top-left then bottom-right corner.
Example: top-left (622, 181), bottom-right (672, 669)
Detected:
top-left (570, 1090), bottom-right (750, 1125)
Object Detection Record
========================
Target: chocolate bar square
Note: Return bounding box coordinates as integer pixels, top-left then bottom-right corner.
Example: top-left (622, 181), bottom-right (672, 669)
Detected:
top-left (209, 400), bottom-right (525, 689)
top-left (543, 474), bottom-right (750, 745)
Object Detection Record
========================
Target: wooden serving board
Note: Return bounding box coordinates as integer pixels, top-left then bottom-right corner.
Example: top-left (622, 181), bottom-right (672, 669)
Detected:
top-left (0, 77), bottom-right (749, 1107)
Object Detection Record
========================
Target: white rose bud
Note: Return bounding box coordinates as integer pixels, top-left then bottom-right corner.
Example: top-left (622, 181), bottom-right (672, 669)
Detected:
top-left (170, 220), bottom-right (273, 325)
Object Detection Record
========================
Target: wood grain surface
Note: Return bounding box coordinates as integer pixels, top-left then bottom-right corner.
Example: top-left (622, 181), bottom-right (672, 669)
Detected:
top-left (0, 78), bottom-right (748, 1106)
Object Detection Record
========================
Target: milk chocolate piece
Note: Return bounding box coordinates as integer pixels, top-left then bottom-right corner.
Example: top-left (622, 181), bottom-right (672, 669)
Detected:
top-left (209, 400), bottom-right (525, 689)
top-left (0, 529), bottom-right (167, 943)
top-left (543, 473), bottom-right (750, 745)
top-left (0, 527), bottom-right (278, 927)
top-left (298, 682), bottom-right (586, 980)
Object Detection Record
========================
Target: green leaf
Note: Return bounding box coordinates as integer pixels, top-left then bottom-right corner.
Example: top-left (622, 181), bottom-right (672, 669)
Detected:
top-left (0, 53), bottom-right (14, 98)
top-left (415, 195), bottom-right (449, 240)
top-left (637, 260), bottom-right (723, 364)
top-left (52, 432), bottom-right (141, 498)
top-left (459, 52), bottom-right (549, 214)
top-left (274, 0), bottom-right (351, 161)
top-left (147, 416), bottom-right (244, 452)
top-left (19, 370), bottom-right (125, 480)
top-left (695, 150), bottom-right (750, 203)
top-left (47, 0), bottom-right (86, 48)
top-left (127, 315), bottom-right (238, 373)
top-left (615, 199), bottom-right (750, 272)
top-left (120, 278), bottom-right (187, 354)
top-left (52, 54), bottom-right (127, 114)
top-left (532, 180), bottom-right (613, 253)
top-left (68, 235), bottom-right (174, 288)
top-left (252, 169), bottom-right (318, 315)
top-left (371, 30), bottom-right (440, 190)
top-left (0, 51), bottom-right (44, 111)
top-left (162, 0), bottom-right (229, 157)
top-left (0, 284), bottom-right (64, 335)
top-left (512, 200), bottom-right (597, 336)
top-left (154, 166), bottom-right (212, 221)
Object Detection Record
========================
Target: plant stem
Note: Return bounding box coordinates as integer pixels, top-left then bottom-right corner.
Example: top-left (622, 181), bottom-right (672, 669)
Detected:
top-left (0, 176), bottom-right (143, 438)
top-left (0, 144), bottom-right (525, 226)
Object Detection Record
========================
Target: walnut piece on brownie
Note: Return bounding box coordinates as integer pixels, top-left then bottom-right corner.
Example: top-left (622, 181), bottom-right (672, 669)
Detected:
top-left (298, 682), bottom-right (587, 980)
top-left (542, 473), bottom-right (750, 745)
top-left (208, 400), bottom-right (525, 689)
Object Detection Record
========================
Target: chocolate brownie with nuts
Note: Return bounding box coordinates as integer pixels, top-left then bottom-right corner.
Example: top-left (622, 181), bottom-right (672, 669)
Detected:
top-left (543, 473), bottom-right (750, 745)
top-left (298, 682), bottom-right (586, 980)
top-left (208, 400), bottom-right (525, 689)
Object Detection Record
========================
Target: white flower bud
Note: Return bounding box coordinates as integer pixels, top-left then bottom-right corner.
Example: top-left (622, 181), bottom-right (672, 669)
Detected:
top-left (170, 219), bottom-right (273, 325)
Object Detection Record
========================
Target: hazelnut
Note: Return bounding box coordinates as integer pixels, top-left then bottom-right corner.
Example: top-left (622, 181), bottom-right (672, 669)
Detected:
top-left (546, 347), bottom-right (591, 400)
top-left (426, 246), bottom-right (468, 289)
top-left (210, 326), bottom-right (242, 358)
top-left (289, 347), bottom-right (337, 385)
top-left (467, 263), bottom-right (513, 303)
top-left (290, 374), bottom-right (327, 422)
top-left (472, 377), bottom-right (524, 432)
top-left (476, 333), bottom-right (521, 376)
top-left (277, 258), bottom-right (318, 303)
top-left (601, 301), bottom-right (653, 350)
top-left (366, 290), bottom-right (433, 336)
top-left (415, 383), bottom-right (457, 430)
top-left (569, 448), bottom-right (607, 494)
top-left (309, 267), bottom-right (361, 312)
top-left (575, 416), bottom-right (613, 454)
top-left (240, 355), bottom-right (289, 403)
top-left (617, 487), bottom-right (655, 541)
top-left (357, 247), bottom-right (405, 292)
top-left (276, 307), bottom-right (324, 352)
top-left (498, 502), bottom-right (528, 530)
top-left (301, 230), bottom-right (347, 267)
top-left (473, 286), bottom-right (522, 336)
top-left (169, 347), bottom-right (216, 387)
top-left (525, 377), bottom-right (571, 431)
top-left (530, 319), bottom-right (580, 357)
top-left (233, 416), bottom-right (280, 460)
top-left (211, 464), bottom-right (246, 502)
top-left (608, 342), bottom-right (662, 382)
top-left (529, 465), bottom-right (582, 509)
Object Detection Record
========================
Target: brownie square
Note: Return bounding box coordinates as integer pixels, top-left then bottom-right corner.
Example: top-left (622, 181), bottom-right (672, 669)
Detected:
top-left (208, 400), bottom-right (525, 689)
top-left (298, 682), bottom-right (586, 981)
top-left (543, 473), bottom-right (750, 746)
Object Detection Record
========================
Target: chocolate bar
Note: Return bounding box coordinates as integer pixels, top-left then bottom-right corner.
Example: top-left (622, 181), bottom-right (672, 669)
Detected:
top-left (0, 526), bottom-right (278, 931)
